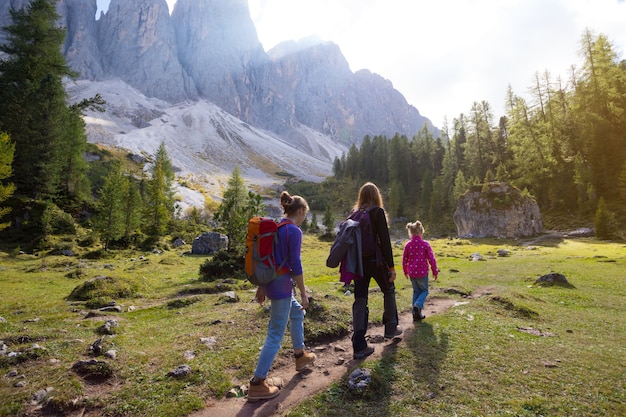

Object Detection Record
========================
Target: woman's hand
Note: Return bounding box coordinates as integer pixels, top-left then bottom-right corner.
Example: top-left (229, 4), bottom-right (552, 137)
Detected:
top-left (300, 292), bottom-right (309, 310)
top-left (389, 269), bottom-right (397, 283)
top-left (255, 286), bottom-right (266, 306)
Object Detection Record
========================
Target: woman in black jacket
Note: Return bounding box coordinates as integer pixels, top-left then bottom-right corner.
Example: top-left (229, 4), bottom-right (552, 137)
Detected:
top-left (351, 182), bottom-right (402, 359)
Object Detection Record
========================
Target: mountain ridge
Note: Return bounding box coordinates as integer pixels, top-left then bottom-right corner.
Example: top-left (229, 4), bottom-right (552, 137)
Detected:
top-left (0, 0), bottom-right (437, 209)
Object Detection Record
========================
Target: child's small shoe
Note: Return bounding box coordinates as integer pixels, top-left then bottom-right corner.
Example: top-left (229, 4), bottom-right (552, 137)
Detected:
top-left (413, 306), bottom-right (425, 321)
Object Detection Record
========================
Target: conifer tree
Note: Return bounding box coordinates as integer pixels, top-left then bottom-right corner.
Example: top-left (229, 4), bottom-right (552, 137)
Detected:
top-left (0, 0), bottom-right (75, 199)
top-left (94, 163), bottom-right (126, 250)
top-left (322, 204), bottom-right (334, 236)
top-left (144, 143), bottom-right (175, 237)
top-left (0, 133), bottom-right (16, 231)
top-left (214, 166), bottom-right (264, 253)
top-left (121, 176), bottom-right (142, 241)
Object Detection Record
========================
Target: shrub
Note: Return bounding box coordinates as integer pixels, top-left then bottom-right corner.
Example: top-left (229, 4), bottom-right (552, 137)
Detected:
top-left (68, 276), bottom-right (141, 301)
top-left (199, 250), bottom-right (244, 281)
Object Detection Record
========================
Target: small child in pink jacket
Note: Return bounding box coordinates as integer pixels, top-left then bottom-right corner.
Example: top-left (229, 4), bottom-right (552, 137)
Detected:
top-left (402, 220), bottom-right (438, 321)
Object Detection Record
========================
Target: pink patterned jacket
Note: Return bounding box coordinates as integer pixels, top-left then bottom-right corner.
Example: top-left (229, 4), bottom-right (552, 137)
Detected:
top-left (402, 235), bottom-right (438, 278)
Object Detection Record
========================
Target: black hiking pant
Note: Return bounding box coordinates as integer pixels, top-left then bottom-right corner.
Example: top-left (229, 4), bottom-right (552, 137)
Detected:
top-left (352, 257), bottom-right (399, 352)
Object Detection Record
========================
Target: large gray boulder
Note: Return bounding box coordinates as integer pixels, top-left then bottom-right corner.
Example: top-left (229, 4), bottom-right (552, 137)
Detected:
top-left (454, 182), bottom-right (542, 239)
top-left (191, 232), bottom-right (228, 255)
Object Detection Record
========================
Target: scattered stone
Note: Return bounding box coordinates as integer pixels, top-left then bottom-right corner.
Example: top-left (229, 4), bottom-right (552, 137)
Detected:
top-left (0, 317), bottom-right (6, 323)
top-left (184, 350), bottom-right (196, 360)
top-left (14, 381), bottom-right (26, 388)
top-left (535, 273), bottom-right (572, 287)
top-left (99, 305), bottom-right (123, 313)
top-left (172, 238), bottom-right (186, 248)
top-left (564, 227), bottom-right (594, 238)
top-left (497, 249), bottom-right (510, 257)
top-left (200, 337), bottom-right (217, 347)
top-left (470, 253), bottom-right (483, 261)
top-left (104, 350), bottom-right (117, 360)
top-left (97, 319), bottom-right (119, 335)
top-left (23, 317), bottom-right (41, 323)
top-left (166, 364), bottom-right (192, 379)
top-left (219, 291), bottom-right (238, 303)
top-left (333, 345), bottom-right (347, 353)
top-left (542, 361), bottom-right (558, 368)
top-left (31, 387), bottom-right (54, 405)
top-left (191, 232), bottom-right (228, 255)
top-left (348, 368), bottom-right (371, 391)
top-left (516, 327), bottom-right (556, 337)
top-left (71, 359), bottom-right (114, 381)
top-left (6, 370), bottom-right (18, 378)
top-left (89, 337), bottom-right (103, 356)
top-left (225, 388), bottom-right (240, 398)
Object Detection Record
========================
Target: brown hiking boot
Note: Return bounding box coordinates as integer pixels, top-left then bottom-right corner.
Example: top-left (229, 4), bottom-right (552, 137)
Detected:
top-left (295, 351), bottom-right (316, 371)
top-left (247, 378), bottom-right (279, 402)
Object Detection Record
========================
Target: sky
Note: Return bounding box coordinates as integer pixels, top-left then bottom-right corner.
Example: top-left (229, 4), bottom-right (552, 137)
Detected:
top-left (96, 0), bottom-right (626, 128)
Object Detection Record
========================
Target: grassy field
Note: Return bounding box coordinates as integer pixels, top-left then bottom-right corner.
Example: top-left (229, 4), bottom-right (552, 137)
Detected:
top-left (0, 235), bottom-right (624, 417)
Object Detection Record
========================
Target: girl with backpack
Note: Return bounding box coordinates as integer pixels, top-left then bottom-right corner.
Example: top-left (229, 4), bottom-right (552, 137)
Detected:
top-left (350, 182), bottom-right (402, 360)
top-left (247, 191), bottom-right (316, 402)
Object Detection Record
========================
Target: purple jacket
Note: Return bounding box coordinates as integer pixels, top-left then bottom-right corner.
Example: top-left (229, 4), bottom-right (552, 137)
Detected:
top-left (265, 220), bottom-right (303, 300)
top-left (402, 235), bottom-right (437, 278)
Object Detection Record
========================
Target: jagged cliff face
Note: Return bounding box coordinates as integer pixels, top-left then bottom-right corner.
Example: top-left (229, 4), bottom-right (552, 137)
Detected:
top-left (454, 182), bottom-right (543, 239)
top-left (1, 0), bottom-right (434, 145)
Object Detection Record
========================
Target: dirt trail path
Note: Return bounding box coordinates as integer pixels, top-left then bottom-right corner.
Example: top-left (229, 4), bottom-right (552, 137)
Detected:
top-left (190, 288), bottom-right (493, 417)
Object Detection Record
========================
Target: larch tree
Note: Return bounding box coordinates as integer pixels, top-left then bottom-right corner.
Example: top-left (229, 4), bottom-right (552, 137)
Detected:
top-left (94, 163), bottom-right (126, 250)
top-left (214, 166), bottom-right (264, 253)
top-left (144, 142), bottom-right (175, 237)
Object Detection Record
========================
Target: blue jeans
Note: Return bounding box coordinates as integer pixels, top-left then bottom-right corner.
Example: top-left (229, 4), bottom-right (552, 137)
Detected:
top-left (253, 293), bottom-right (305, 379)
top-left (411, 276), bottom-right (429, 309)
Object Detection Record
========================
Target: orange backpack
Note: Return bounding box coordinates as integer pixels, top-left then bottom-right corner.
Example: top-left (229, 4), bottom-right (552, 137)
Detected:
top-left (244, 217), bottom-right (290, 286)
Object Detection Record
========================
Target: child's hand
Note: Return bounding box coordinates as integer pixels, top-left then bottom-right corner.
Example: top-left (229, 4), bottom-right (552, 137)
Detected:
top-left (432, 274), bottom-right (438, 281)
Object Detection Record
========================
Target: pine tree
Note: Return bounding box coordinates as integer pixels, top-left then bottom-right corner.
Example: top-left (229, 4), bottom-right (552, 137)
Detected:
top-left (0, 133), bottom-right (16, 231)
top-left (0, 0), bottom-right (75, 199)
top-left (322, 204), bottom-right (334, 236)
top-left (214, 166), bottom-right (264, 253)
top-left (93, 163), bottom-right (126, 250)
top-left (121, 176), bottom-right (142, 241)
top-left (594, 197), bottom-right (613, 240)
top-left (144, 143), bottom-right (175, 237)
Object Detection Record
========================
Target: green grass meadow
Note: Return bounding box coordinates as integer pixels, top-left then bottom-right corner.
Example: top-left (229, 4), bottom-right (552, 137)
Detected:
top-left (0, 236), bottom-right (624, 416)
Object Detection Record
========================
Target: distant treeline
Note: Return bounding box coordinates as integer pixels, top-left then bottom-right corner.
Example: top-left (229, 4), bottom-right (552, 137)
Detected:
top-left (304, 29), bottom-right (625, 235)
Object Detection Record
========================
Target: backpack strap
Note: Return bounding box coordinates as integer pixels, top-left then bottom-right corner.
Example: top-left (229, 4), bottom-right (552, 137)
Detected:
top-left (275, 219), bottom-right (292, 274)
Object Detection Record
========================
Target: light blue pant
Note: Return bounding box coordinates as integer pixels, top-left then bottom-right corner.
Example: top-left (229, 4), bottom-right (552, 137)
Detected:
top-left (411, 276), bottom-right (429, 309)
top-left (253, 294), bottom-right (305, 379)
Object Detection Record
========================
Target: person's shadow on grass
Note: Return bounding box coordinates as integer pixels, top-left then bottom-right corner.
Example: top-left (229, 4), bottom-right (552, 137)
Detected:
top-left (408, 321), bottom-right (449, 398)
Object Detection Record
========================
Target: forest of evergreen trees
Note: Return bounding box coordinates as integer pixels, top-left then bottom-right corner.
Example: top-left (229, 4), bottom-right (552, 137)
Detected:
top-left (0, 1), bottom-right (191, 251)
top-left (0, 1), bottom-right (624, 252)
top-left (324, 29), bottom-right (625, 236)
